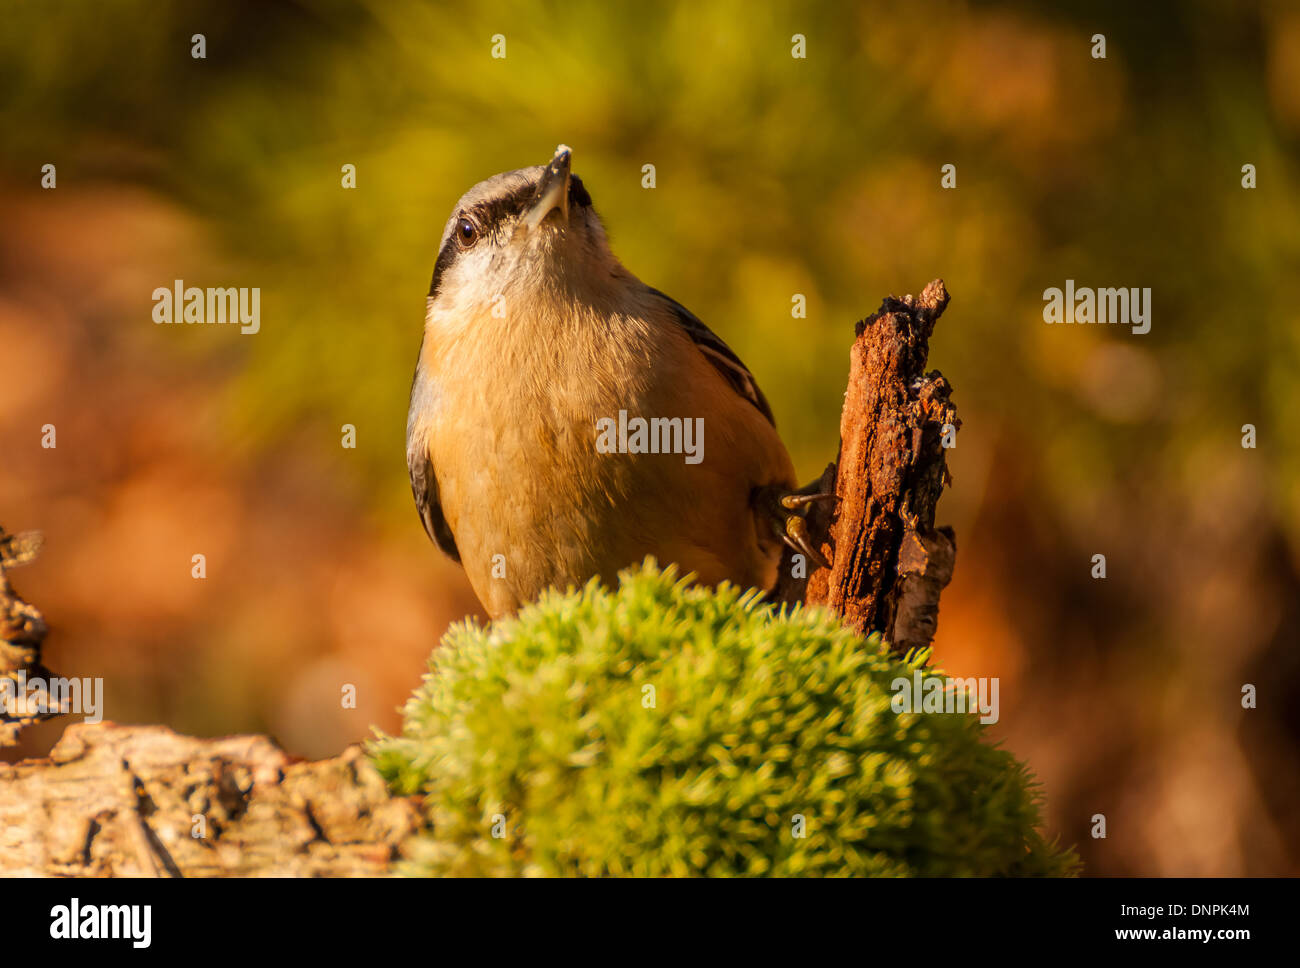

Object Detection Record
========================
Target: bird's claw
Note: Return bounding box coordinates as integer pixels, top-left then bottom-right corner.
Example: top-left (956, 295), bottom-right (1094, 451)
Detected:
top-left (762, 485), bottom-right (836, 571)
top-left (782, 514), bottom-right (831, 570)
top-left (780, 491), bottom-right (836, 512)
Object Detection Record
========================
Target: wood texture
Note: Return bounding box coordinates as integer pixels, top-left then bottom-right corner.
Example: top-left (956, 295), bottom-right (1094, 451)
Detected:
top-left (0, 722), bottom-right (418, 876)
top-left (1, 527), bottom-right (64, 746)
top-left (778, 279), bottom-right (958, 651)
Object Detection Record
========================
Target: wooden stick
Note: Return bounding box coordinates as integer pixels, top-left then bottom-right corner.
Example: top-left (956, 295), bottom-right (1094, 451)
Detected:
top-left (776, 280), bottom-right (958, 654)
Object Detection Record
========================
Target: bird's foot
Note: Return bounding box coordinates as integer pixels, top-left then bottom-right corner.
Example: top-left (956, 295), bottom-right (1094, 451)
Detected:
top-left (758, 482), bottom-right (837, 571)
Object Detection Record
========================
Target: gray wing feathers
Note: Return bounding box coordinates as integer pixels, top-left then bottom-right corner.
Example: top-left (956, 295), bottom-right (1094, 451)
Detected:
top-left (408, 449), bottom-right (460, 562)
top-left (647, 287), bottom-right (776, 426)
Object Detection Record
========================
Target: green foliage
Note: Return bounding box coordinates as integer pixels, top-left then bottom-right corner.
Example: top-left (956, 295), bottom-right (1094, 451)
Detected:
top-left (370, 563), bottom-right (1078, 876)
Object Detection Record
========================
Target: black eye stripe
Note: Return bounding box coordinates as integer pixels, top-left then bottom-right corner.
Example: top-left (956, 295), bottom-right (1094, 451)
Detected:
top-left (470, 183), bottom-right (539, 227)
top-left (428, 168), bottom-right (595, 298)
top-left (427, 235), bottom-right (459, 298)
top-left (469, 175), bottom-right (591, 229)
top-left (568, 174), bottom-right (592, 209)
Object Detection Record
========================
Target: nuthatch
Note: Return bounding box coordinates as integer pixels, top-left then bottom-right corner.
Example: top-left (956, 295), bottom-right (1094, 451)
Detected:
top-left (407, 145), bottom-right (828, 618)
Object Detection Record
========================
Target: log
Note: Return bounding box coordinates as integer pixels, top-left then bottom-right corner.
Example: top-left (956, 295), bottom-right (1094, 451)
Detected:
top-left (0, 723), bottom-right (418, 876)
top-left (2, 528), bottom-right (417, 876)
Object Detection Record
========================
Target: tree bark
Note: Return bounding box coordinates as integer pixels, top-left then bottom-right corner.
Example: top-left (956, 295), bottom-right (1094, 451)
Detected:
top-left (0, 723), bottom-right (417, 876)
top-left (775, 279), bottom-right (958, 654)
top-left (1, 527), bottom-right (64, 746)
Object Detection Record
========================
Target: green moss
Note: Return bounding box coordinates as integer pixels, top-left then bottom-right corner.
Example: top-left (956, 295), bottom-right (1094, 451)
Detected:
top-left (369, 562), bottom-right (1078, 877)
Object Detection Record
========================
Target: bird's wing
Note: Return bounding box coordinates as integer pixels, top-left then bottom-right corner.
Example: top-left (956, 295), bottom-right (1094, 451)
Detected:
top-left (648, 287), bottom-right (776, 427)
top-left (408, 449), bottom-right (461, 562)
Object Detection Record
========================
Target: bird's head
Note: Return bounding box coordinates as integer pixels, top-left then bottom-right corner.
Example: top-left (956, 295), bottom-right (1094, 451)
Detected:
top-left (426, 145), bottom-right (617, 324)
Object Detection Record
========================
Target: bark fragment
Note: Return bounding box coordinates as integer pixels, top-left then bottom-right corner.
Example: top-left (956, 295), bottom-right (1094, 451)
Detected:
top-left (777, 279), bottom-right (958, 653)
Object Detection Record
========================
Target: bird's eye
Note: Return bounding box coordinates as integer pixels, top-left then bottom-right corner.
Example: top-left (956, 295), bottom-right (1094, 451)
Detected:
top-left (455, 216), bottom-right (479, 248)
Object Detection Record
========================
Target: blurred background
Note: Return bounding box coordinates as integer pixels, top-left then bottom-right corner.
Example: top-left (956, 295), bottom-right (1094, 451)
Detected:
top-left (1, 0), bottom-right (1297, 875)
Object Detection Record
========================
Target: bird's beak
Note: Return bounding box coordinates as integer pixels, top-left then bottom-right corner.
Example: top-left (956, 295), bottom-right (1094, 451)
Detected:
top-left (523, 144), bottom-right (572, 232)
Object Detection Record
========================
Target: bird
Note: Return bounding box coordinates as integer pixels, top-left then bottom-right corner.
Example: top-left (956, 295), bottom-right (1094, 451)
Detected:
top-left (407, 145), bottom-right (829, 619)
